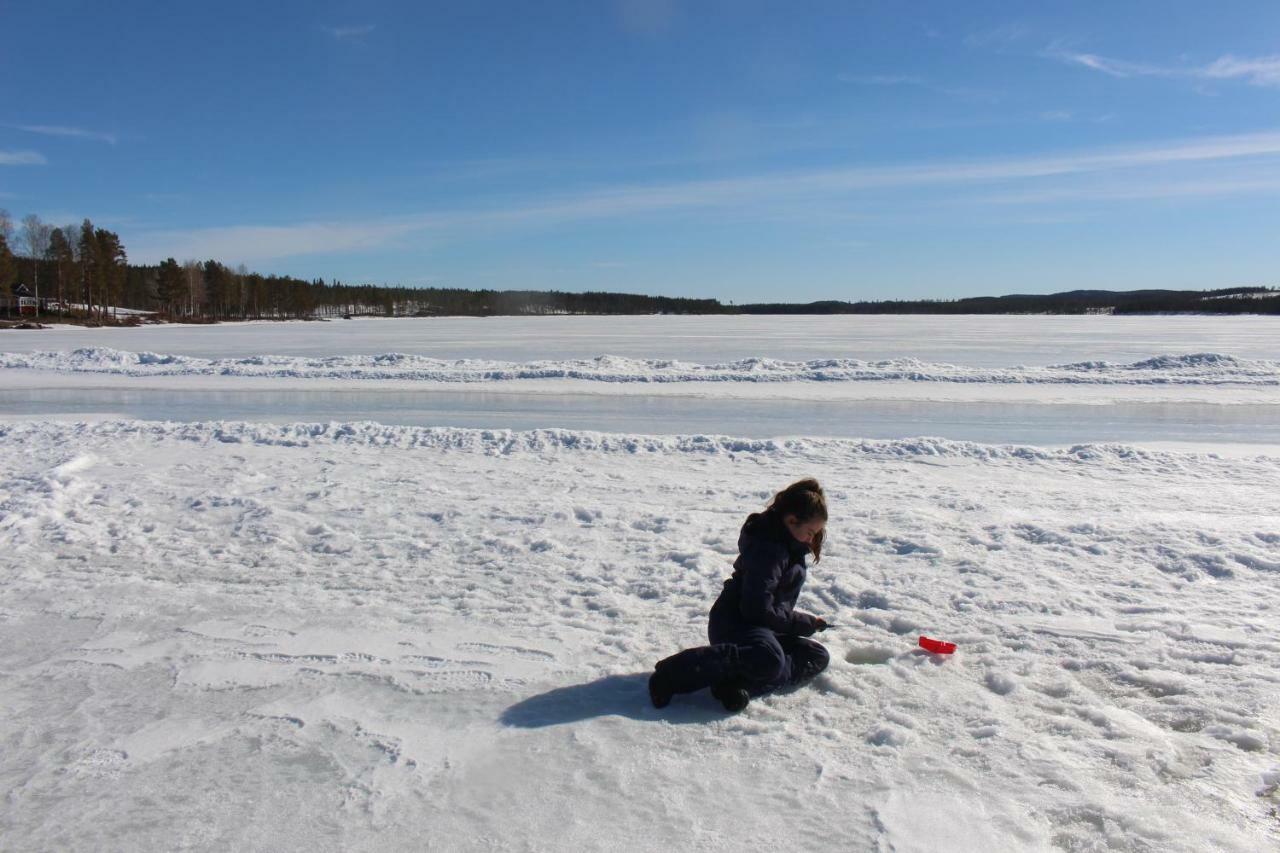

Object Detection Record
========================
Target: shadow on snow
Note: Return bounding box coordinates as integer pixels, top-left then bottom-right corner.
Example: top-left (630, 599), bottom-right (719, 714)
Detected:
top-left (500, 672), bottom-right (728, 728)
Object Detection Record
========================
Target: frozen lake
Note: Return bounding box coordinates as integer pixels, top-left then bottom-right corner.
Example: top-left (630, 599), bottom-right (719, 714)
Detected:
top-left (5, 315), bottom-right (1279, 850)
top-left (2, 314), bottom-right (1277, 448)
top-left (4, 313), bottom-right (1279, 364)
top-left (4, 387), bottom-right (1280, 448)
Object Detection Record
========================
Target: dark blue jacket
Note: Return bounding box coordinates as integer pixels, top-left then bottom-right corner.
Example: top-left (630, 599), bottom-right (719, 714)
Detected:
top-left (711, 509), bottom-right (820, 637)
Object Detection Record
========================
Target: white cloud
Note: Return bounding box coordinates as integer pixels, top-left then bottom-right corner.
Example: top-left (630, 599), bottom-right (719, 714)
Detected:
top-left (1054, 49), bottom-right (1280, 88)
top-left (326, 24), bottom-right (375, 40)
top-left (969, 174), bottom-right (1280, 206)
top-left (130, 218), bottom-right (432, 265)
top-left (1202, 54), bottom-right (1280, 87)
top-left (128, 130), bottom-right (1280, 263)
top-left (17, 124), bottom-right (117, 144)
top-left (0, 149), bottom-right (46, 166)
top-left (1054, 51), bottom-right (1166, 78)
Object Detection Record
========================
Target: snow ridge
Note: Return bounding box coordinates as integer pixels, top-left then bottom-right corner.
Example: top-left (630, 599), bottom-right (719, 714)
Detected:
top-left (4, 347), bottom-right (1280, 386)
top-left (1, 419), bottom-right (1271, 474)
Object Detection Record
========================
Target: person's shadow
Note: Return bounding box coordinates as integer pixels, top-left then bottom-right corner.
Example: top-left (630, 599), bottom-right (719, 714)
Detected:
top-left (500, 672), bottom-right (727, 728)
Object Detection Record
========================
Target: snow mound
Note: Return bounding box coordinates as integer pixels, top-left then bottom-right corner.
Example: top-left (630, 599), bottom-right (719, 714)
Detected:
top-left (4, 419), bottom-right (1269, 475)
top-left (4, 347), bottom-right (1279, 386)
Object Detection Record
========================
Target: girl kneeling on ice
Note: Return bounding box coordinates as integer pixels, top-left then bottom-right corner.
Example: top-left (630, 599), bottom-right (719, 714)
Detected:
top-left (650, 478), bottom-right (830, 712)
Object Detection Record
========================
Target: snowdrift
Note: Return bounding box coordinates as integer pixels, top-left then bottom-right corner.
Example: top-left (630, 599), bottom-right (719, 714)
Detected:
top-left (4, 347), bottom-right (1280, 386)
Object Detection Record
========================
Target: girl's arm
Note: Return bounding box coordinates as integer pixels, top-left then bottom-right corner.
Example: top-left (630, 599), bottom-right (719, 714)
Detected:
top-left (737, 543), bottom-right (818, 635)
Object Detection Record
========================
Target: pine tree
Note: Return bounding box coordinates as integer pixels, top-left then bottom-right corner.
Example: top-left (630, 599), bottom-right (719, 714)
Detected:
top-left (156, 258), bottom-right (185, 316)
top-left (202, 260), bottom-right (226, 319)
top-left (94, 228), bottom-right (127, 319)
top-left (47, 227), bottom-right (75, 314)
top-left (77, 220), bottom-right (96, 319)
top-left (0, 234), bottom-right (16, 316)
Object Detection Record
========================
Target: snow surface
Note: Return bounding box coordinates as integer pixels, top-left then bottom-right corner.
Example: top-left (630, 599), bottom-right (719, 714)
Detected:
top-left (5, 347), bottom-right (1279, 387)
top-left (2, 419), bottom-right (1278, 851)
top-left (2, 315), bottom-right (1278, 850)
top-left (8, 314), bottom-right (1280, 365)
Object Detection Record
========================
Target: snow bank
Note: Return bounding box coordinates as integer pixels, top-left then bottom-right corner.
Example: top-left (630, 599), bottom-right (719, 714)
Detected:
top-left (2, 419), bottom-right (1278, 850)
top-left (5, 347), bottom-right (1280, 386)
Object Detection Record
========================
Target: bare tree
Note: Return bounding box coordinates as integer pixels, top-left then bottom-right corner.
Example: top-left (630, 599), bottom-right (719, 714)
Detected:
top-left (0, 209), bottom-right (13, 244)
top-left (21, 214), bottom-right (53, 315)
top-left (183, 259), bottom-right (203, 317)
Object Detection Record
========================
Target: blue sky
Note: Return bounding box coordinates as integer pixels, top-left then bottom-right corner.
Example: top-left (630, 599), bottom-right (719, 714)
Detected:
top-left (3, 1), bottom-right (1279, 302)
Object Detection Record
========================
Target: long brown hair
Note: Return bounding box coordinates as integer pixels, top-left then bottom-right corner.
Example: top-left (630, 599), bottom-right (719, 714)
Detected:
top-left (767, 477), bottom-right (828, 562)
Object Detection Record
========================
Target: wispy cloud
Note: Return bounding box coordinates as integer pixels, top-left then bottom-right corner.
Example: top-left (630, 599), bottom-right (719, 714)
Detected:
top-left (131, 219), bottom-right (428, 265)
top-left (838, 73), bottom-right (1000, 103)
top-left (1201, 55), bottom-right (1280, 87)
top-left (1053, 49), bottom-right (1280, 88)
top-left (0, 149), bottom-right (47, 166)
top-left (968, 173), bottom-right (1280, 206)
top-left (326, 24), bottom-right (375, 40)
top-left (964, 22), bottom-right (1032, 49)
top-left (129, 130), bottom-right (1280, 264)
top-left (16, 124), bottom-right (117, 144)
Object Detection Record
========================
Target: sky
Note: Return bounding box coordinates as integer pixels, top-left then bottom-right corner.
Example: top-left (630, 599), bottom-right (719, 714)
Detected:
top-left (3, 1), bottom-right (1279, 302)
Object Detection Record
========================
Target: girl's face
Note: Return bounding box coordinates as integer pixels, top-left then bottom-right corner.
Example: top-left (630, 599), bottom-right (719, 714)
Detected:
top-left (784, 514), bottom-right (826, 546)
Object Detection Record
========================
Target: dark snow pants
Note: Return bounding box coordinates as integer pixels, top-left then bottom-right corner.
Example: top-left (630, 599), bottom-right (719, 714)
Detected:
top-left (707, 618), bottom-right (830, 697)
top-left (653, 630), bottom-right (828, 699)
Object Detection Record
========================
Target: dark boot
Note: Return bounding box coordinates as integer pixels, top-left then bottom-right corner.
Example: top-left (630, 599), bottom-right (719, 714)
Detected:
top-left (710, 679), bottom-right (750, 712)
top-left (649, 670), bottom-right (674, 708)
top-left (649, 644), bottom-right (740, 708)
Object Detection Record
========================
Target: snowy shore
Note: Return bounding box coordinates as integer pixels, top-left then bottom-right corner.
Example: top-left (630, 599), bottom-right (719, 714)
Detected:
top-left (2, 419), bottom-right (1277, 850)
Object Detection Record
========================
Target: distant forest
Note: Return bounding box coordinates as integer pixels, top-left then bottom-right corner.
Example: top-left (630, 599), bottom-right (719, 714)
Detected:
top-left (2, 209), bottom-right (1277, 321)
top-left (739, 287), bottom-right (1280, 316)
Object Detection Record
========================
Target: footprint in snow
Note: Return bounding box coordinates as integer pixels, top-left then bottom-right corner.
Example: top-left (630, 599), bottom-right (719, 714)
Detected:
top-left (456, 641), bottom-right (555, 662)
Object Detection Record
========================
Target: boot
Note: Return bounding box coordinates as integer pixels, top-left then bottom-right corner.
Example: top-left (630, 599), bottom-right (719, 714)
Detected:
top-left (648, 670), bottom-right (675, 709)
top-left (649, 644), bottom-right (740, 708)
top-left (710, 679), bottom-right (750, 713)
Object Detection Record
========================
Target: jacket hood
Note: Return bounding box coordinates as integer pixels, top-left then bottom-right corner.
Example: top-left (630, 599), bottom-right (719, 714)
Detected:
top-left (739, 509), bottom-right (810, 560)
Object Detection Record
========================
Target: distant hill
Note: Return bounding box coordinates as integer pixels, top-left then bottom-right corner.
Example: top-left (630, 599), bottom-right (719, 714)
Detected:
top-left (738, 287), bottom-right (1280, 315)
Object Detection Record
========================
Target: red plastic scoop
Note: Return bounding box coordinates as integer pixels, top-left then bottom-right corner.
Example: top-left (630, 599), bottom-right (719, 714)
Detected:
top-left (918, 636), bottom-right (956, 654)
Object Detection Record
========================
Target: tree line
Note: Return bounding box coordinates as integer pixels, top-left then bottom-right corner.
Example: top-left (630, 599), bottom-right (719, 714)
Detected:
top-left (737, 287), bottom-right (1280, 315)
top-left (1, 209), bottom-right (728, 321)
top-left (1, 210), bottom-right (127, 321)
top-left (3, 208), bottom-right (1276, 319)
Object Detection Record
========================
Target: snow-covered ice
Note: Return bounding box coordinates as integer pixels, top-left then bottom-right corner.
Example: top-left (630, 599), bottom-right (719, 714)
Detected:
top-left (5, 347), bottom-right (1280, 387)
top-left (1, 419), bottom-right (1278, 850)
top-left (1, 315), bottom-right (1278, 851)
top-left (7, 314), bottom-right (1280, 365)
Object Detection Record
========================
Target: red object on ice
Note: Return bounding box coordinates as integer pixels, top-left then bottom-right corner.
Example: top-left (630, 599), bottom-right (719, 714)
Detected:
top-left (918, 636), bottom-right (957, 654)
